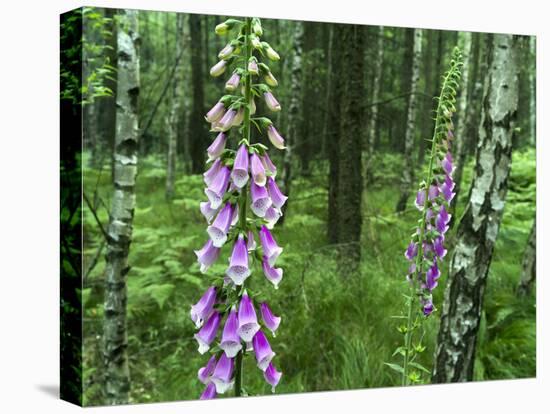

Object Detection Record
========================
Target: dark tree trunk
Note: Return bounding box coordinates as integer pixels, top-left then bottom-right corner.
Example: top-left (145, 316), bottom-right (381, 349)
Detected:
top-left (297, 22), bottom-right (316, 176)
top-left (517, 220), bottom-right (536, 296)
top-left (432, 34), bottom-right (519, 383)
top-left (337, 24), bottom-right (365, 268)
top-left (103, 9), bottom-right (140, 405)
top-left (189, 14), bottom-right (207, 174)
top-left (280, 21), bottom-right (304, 223)
top-left (326, 24), bottom-right (344, 244)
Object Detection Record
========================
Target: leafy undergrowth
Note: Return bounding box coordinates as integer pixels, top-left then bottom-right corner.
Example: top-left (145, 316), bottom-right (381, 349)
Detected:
top-left (81, 149), bottom-right (535, 405)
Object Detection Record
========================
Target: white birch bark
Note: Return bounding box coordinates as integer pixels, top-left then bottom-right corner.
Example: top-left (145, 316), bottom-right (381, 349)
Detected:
top-left (396, 28), bottom-right (422, 212)
top-left (365, 26), bottom-right (384, 183)
top-left (517, 220), bottom-right (536, 296)
top-left (433, 34), bottom-right (519, 383)
top-left (165, 14), bottom-right (184, 200)
top-left (103, 9), bottom-right (140, 405)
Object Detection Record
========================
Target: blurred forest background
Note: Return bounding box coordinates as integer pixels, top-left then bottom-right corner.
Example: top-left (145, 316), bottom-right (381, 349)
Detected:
top-left (61, 7), bottom-right (536, 406)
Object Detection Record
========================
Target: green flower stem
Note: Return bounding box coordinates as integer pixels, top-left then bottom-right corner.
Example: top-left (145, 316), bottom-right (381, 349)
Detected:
top-left (234, 15), bottom-right (252, 399)
top-left (402, 65), bottom-right (455, 386)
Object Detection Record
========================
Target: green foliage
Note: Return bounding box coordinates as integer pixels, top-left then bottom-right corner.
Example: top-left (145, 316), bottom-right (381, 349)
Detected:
top-left (81, 148), bottom-right (535, 405)
top-left (60, 7), bottom-right (115, 105)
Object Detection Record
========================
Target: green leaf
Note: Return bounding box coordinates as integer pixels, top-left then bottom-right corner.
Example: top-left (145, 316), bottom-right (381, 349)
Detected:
top-left (409, 362), bottom-right (430, 374)
top-left (384, 362), bottom-right (404, 374)
top-left (392, 346), bottom-right (406, 357)
top-left (146, 284), bottom-right (175, 310)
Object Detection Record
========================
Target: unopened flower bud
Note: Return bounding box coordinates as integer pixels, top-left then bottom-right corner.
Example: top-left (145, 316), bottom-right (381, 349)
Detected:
top-left (215, 22), bottom-right (229, 35)
top-left (225, 73), bottom-right (240, 92)
top-left (218, 44), bottom-right (234, 59)
top-left (264, 92), bottom-right (281, 112)
top-left (251, 35), bottom-right (262, 50)
top-left (252, 20), bottom-right (263, 36)
top-left (248, 60), bottom-right (259, 75)
top-left (210, 60), bottom-right (227, 77)
top-left (265, 46), bottom-right (280, 61)
top-left (264, 72), bottom-right (278, 87)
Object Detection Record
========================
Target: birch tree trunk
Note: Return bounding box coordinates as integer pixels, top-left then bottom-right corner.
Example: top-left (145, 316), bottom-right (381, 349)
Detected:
top-left (396, 28), bottom-right (422, 212)
top-left (337, 24), bottom-right (365, 268)
top-left (165, 14), bottom-right (184, 200)
top-left (103, 9), bottom-right (140, 405)
top-left (517, 220), bottom-right (536, 296)
top-left (281, 22), bottom-right (303, 221)
top-left (432, 34), bottom-right (519, 383)
top-left (364, 26), bottom-right (384, 184)
top-left (450, 31), bottom-right (472, 216)
top-left (463, 34), bottom-right (487, 159)
top-left (189, 14), bottom-right (206, 174)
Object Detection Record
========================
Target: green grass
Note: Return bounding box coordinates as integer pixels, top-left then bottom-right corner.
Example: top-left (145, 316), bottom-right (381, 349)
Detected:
top-left (81, 149), bottom-right (536, 405)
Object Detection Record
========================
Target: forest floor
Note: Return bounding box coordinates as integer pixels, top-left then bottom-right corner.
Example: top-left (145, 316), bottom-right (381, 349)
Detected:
top-left (81, 149), bottom-right (536, 405)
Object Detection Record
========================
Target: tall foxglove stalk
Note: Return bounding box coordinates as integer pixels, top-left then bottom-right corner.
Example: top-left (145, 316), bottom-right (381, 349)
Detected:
top-left (190, 17), bottom-right (286, 399)
top-left (390, 47), bottom-right (463, 386)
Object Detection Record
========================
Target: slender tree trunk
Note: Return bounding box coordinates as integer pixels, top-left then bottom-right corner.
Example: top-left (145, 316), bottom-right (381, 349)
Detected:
top-left (103, 9), bottom-right (140, 405)
top-left (450, 31), bottom-right (472, 217)
top-left (529, 36), bottom-right (536, 146)
top-left (337, 24), bottom-right (365, 268)
top-left (393, 29), bottom-right (414, 153)
top-left (464, 34), bottom-right (488, 158)
top-left (396, 29), bottom-right (423, 212)
top-left (281, 22), bottom-right (303, 222)
top-left (326, 24), bottom-right (344, 244)
top-left (321, 25), bottom-right (334, 159)
top-left (364, 26), bottom-right (384, 184)
top-left (432, 34), bottom-right (519, 383)
top-left (418, 30), bottom-right (435, 165)
top-left (297, 22), bottom-right (316, 176)
top-left (517, 220), bottom-right (536, 296)
top-left (165, 14), bottom-right (184, 200)
top-left (189, 14), bottom-right (207, 174)
top-left (180, 16), bottom-right (192, 172)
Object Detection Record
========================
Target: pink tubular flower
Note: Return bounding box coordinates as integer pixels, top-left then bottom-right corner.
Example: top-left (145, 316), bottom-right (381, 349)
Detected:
top-left (267, 125), bottom-right (286, 149)
top-left (194, 311), bottom-right (221, 354)
top-left (264, 362), bottom-right (282, 392)
top-left (259, 225), bottom-right (283, 267)
top-left (250, 153), bottom-right (267, 186)
top-left (207, 202), bottom-right (233, 247)
top-left (226, 234), bottom-right (251, 286)
top-left (231, 145), bottom-right (249, 188)
top-left (253, 330), bottom-right (275, 371)
top-left (207, 132), bottom-right (227, 161)
top-left (190, 286), bottom-right (217, 328)
top-left (250, 182), bottom-right (272, 218)
top-left (194, 239), bottom-right (221, 273)
top-left (220, 306), bottom-right (242, 358)
top-left (205, 101), bottom-right (226, 123)
top-left (237, 291), bottom-right (260, 342)
top-left (264, 92), bottom-right (281, 112)
top-left (260, 302), bottom-right (281, 336)
top-left (261, 152), bottom-right (277, 177)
